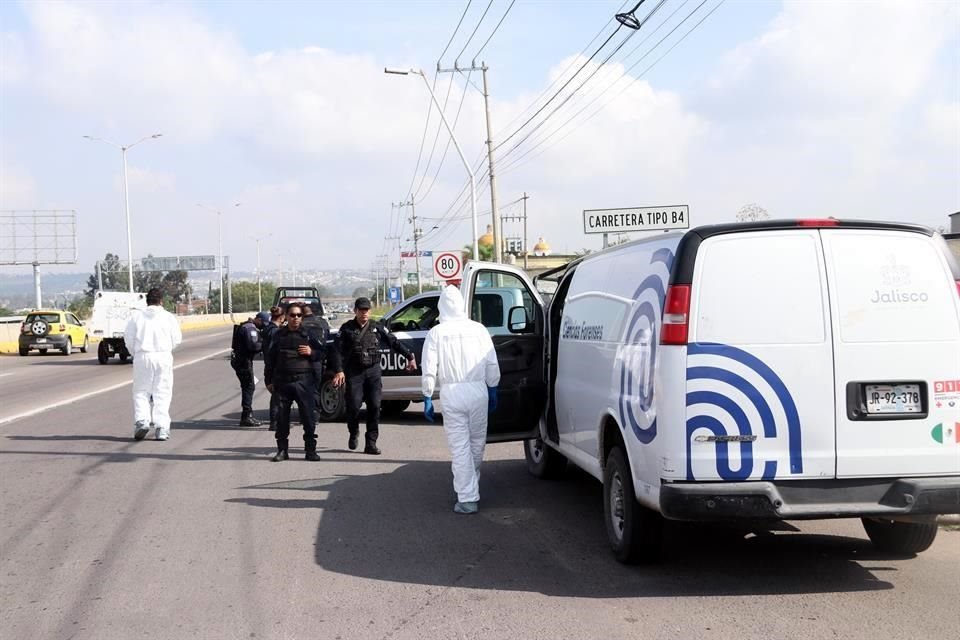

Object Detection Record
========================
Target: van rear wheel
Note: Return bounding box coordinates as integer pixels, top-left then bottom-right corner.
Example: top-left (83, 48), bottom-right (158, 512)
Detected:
top-left (603, 446), bottom-right (663, 564)
top-left (862, 516), bottom-right (938, 555)
top-left (524, 436), bottom-right (567, 479)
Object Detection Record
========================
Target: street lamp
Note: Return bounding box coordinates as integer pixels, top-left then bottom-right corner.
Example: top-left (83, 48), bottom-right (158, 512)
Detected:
top-left (83, 133), bottom-right (163, 292)
top-left (250, 232), bottom-right (272, 311)
top-left (385, 67), bottom-right (479, 262)
top-left (197, 202), bottom-right (240, 315)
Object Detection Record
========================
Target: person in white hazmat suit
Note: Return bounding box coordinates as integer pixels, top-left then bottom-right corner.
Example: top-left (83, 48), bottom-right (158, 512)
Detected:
top-left (421, 285), bottom-right (501, 514)
top-left (124, 287), bottom-right (183, 441)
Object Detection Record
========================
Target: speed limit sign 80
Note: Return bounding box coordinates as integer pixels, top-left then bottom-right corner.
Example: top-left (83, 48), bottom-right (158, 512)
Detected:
top-left (433, 251), bottom-right (463, 281)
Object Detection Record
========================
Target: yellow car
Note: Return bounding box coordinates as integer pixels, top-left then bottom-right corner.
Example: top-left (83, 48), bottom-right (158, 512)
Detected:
top-left (19, 309), bottom-right (90, 356)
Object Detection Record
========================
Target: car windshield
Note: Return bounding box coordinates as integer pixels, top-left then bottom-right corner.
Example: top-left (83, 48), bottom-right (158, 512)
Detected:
top-left (26, 313), bottom-right (59, 324)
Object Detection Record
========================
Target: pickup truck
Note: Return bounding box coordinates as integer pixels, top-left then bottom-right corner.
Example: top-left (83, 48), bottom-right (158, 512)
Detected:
top-left (316, 287), bottom-right (533, 421)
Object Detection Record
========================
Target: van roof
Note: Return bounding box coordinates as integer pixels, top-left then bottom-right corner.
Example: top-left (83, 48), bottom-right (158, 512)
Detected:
top-left (671, 218), bottom-right (935, 284)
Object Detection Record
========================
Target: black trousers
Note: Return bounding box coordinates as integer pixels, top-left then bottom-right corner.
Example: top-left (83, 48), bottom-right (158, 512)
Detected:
top-left (232, 357), bottom-right (255, 415)
top-left (345, 366), bottom-right (382, 445)
top-left (275, 374), bottom-right (317, 452)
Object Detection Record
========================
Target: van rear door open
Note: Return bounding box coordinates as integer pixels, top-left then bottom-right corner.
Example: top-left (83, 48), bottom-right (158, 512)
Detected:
top-left (822, 230), bottom-right (960, 477)
top-left (687, 230), bottom-right (837, 481)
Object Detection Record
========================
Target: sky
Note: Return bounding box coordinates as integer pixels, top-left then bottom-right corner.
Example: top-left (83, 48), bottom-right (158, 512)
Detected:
top-left (1, 0), bottom-right (958, 276)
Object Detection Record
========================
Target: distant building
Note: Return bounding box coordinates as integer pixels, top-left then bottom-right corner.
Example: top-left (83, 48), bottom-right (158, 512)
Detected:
top-left (950, 211), bottom-right (959, 233)
top-left (944, 212), bottom-right (959, 266)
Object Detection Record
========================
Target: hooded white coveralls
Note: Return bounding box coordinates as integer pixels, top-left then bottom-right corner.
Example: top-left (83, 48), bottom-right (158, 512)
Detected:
top-left (421, 286), bottom-right (501, 504)
top-left (124, 305), bottom-right (182, 438)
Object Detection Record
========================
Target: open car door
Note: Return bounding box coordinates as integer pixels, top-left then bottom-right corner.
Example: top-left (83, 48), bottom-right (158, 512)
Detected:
top-left (462, 261), bottom-right (546, 442)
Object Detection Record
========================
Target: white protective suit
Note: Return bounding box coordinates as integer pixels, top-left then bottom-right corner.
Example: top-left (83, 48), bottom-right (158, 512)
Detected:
top-left (421, 285), bottom-right (501, 504)
top-left (124, 304), bottom-right (182, 438)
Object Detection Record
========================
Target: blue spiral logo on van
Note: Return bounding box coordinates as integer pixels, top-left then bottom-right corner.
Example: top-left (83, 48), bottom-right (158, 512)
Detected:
top-left (685, 343), bottom-right (803, 481)
top-left (619, 248), bottom-right (674, 444)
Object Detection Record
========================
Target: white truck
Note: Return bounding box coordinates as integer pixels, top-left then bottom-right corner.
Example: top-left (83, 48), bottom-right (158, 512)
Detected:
top-left (88, 291), bottom-right (147, 364)
top-left (454, 218), bottom-right (960, 563)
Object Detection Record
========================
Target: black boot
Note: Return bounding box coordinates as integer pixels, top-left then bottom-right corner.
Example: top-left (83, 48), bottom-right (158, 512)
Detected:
top-left (363, 435), bottom-right (381, 455)
top-left (348, 432), bottom-right (359, 450)
top-left (272, 440), bottom-right (289, 462)
top-left (305, 438), bottom-right (320, 461)
top-left (239, 411), bottom-right (261, 427)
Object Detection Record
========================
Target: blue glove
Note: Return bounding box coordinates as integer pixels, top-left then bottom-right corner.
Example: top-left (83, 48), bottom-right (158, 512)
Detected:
top-left (423, 396), bottom-right (435, 423)
top-left (488, 386), bottom-right (498, 413)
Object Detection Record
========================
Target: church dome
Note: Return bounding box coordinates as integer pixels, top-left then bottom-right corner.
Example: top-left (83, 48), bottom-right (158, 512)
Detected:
top-left (479, 224), bottom-right (494, 248)
top-left (532, 236), bottom-right (551, 255)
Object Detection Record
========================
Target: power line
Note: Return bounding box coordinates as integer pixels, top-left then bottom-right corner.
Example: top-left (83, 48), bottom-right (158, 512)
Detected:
top-left (414, 69), bottom-right (475, 204)
top-left (472, 0), bottom-right (516, 59)
top-left (454, 0), bottom-right (494, 63)
top-left (439, 1), bottom-right (473, 61)
top-left (493, 8), bottom-right (635, 152)
top-left (493, 0), bottom-right (630, 139)
top-left (496, 0), bottom-right (668, 164)
top-left (499, 0), bottom-right (723, 176)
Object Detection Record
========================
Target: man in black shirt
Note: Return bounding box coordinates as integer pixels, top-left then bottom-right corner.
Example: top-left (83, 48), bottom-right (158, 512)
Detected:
top-left (332, 297), bottom-right (415, 454)
top-left (232, 312), bottom-right (268, 427)
top-left (264, 304), bottom-right (325, 461)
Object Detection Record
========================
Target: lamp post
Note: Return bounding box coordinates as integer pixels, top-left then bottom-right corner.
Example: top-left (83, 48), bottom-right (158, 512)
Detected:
top-left (250, 232), bottom-right (272, 311)
top-left (197, 202), bottom-right (240, 315)
top-left (83, 133), bottom-right (163, 292)
top-left (384, 67), bottom-right (479, 262)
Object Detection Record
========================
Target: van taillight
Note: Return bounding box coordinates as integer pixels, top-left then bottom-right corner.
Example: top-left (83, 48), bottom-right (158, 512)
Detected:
top-left (956, 280), bottom-right (960, 298)
top-left (661, 285), bottom-right (691, 345)
top-left (797, 219), bottom-right (840, 227)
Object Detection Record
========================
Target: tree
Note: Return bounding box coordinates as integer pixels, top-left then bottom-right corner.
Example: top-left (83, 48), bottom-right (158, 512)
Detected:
top-left (352, 286), bottom-right (372, 299)
top-left (85, 252), bottom-right (128, 298)
top-left (736, 203), bottom-right (770, 222)
top-left (209, 280), bottom-right (276, 314)
top-left (461, 243), bottom-right (493, 263)
top-left (67, 295), bottom-right (93, 319)
top-left (0, 307), bottom-right (13, 317)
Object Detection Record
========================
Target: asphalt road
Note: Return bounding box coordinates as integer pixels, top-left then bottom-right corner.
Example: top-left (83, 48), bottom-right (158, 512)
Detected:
top-left (1, 331), bottom-right (958, 640)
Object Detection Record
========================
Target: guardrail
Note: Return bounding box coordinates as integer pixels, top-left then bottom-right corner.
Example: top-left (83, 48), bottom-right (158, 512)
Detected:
top-left (0, 313), bottom-right (237, 354)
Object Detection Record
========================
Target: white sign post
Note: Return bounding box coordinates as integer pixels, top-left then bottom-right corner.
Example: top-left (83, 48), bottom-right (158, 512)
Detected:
top-left (583, 205), bottom-right (690, 235)
top-left (433, 251), bottom-right (463, 285)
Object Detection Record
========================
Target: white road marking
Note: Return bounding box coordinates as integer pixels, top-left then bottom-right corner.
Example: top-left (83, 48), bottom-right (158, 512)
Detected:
top-left (0, 372), bottom-right (14, 378)
top-left (0, 347), bottom-right (232, 426)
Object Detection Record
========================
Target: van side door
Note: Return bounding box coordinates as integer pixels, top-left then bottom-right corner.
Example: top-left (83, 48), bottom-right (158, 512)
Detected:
top-left (463, 263), bottom-right (546, 443)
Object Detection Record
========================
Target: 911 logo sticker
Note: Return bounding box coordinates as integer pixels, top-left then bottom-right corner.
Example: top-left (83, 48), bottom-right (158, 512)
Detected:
top-left (685, 343), bottom-right (804, 481)
top-left (618, 248), bottom-right (674, 444)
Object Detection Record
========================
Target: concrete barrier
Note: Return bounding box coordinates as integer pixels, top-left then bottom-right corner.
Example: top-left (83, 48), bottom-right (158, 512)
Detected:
top-left (0, 313), bottom-right (237, 354)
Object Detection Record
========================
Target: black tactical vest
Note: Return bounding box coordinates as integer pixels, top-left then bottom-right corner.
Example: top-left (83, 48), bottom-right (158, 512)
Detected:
top-left (354, 323), bottom-right (380, 368)
top-left (275, 329), bottom-right (312, 377)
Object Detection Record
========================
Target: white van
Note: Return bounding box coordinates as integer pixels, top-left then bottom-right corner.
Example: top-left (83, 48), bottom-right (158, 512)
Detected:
top-left (460, 219), bottom-right (960, 563)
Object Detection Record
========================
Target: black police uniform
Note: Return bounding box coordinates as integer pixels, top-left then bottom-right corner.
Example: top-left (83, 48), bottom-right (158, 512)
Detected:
top-left (231, 319), bottom-right (262, 426)
top-left (264, 325), bottom-right (325, 460)
top-left (302, 310), bottom-right (335, 380)
top-left (261, 320), bottom-right (281, 431)
top-left (335, 310), bottom-right (413, 454)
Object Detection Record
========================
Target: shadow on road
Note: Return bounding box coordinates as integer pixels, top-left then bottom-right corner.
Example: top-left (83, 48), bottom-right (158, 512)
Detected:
top-left (7, 434), bottom-right (132, 443)
top-left (227, 460), bottom-right (897, 598)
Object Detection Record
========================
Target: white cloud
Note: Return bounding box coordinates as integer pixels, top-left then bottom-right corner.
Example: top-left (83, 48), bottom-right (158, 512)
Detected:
top-left (926, 102), bottom-right (960, 146)
top-left (0, 164), bottom-right (36, 208)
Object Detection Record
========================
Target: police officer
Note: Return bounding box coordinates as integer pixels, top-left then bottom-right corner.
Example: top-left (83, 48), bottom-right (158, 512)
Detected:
top-left (232, 311), bottom-right (268, 427)
top-left (264, 303), bottom-right (324, 461)
top-left (261, 307), bottom-right (284, 431)
top-left (332, 297), bottom-right (416, 455)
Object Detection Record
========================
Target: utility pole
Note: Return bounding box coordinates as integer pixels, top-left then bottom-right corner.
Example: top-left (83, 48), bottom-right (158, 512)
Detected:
top-left (396, 199), bottom-right (423, 294)
top-left (436, 62), bottom-right (502, 263)
top-left (501, 193), bottom-right (530, 270)
top-left (385, 233), bottom-right (403, 302)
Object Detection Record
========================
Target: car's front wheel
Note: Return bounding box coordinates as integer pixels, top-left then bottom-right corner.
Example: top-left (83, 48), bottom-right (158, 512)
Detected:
top-left (316, 377), bottom-right (345, 422)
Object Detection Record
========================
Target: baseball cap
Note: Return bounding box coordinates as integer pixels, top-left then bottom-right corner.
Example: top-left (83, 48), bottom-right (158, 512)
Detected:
top-left (255, 311), bottom-right (271, 323)
top-left (354, 297), bottom-right (372, 310)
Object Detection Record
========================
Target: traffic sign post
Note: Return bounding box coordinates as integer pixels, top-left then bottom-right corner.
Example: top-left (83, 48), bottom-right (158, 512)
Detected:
top-left (583, 205), bottom-right (690, 234)
top-left (433, 251), bottom-right (463, 284)
top-left (388, 287), bottom-right (401, 304)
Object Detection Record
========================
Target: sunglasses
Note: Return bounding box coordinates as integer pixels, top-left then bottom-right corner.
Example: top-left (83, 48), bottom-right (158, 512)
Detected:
top-left (288, 313), bottom-right (302, 318)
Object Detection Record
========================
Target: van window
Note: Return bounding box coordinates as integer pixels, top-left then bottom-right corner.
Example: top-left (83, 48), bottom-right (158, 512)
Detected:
top-left (824, 232), bottom-right (960, 343)
top-left (473, 293), bottom-right (504, 328)
top-left (693, 233), bottom-right (826, 345)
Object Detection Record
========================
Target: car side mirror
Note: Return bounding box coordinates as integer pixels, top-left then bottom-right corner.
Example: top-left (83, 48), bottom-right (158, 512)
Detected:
top-left (508, 306), bottom-right (528, 333)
